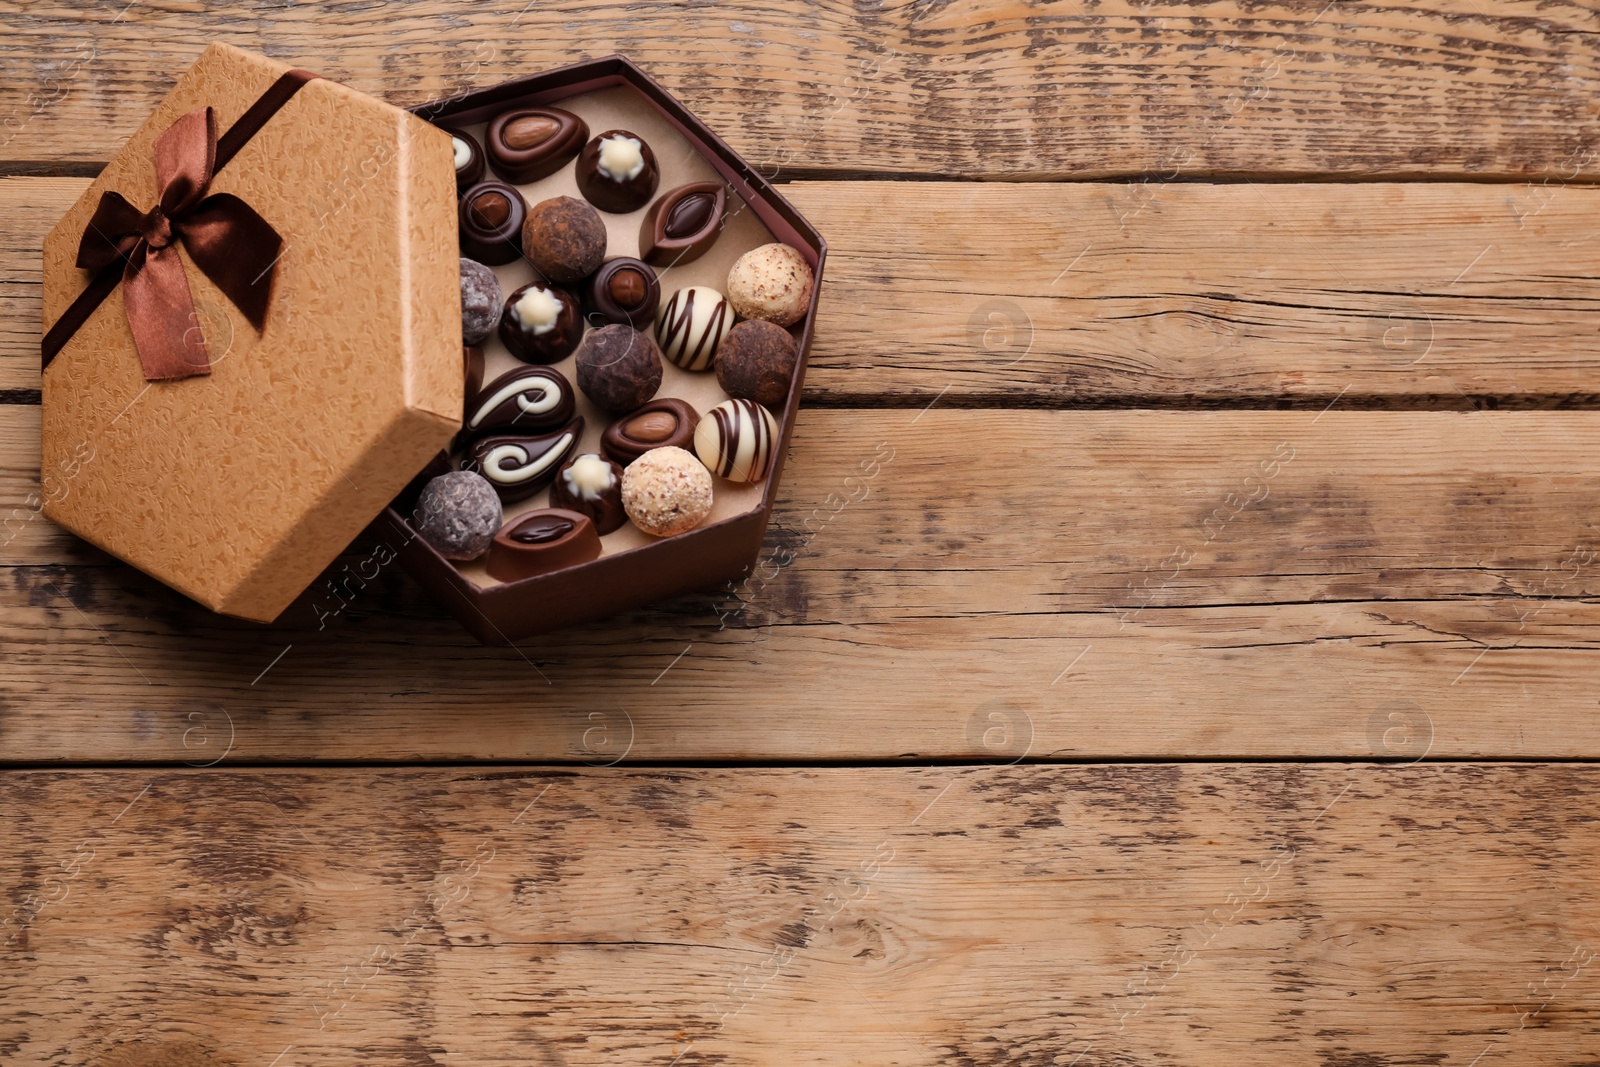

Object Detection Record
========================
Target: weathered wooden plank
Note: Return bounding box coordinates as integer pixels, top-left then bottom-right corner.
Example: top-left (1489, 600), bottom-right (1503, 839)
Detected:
top-left (4, 408), bottom-right (1600, 762)
top-left (1, 765), bottom-right (1596, 1065)
top-left (8, 178), bottom-right (1600, 400)
top-left (2, 1), bottom-right (1597, 181)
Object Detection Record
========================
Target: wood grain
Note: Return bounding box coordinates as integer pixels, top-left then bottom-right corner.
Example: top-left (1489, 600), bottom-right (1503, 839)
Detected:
top-left (8, 177), bottom-right (1600, 402)
top-left (2, 765), bottom-right (1597, 1066)
top-left (2, 1), bottom-right (1598, 181)
top-left (5, 407), bottom-right (1600, 762)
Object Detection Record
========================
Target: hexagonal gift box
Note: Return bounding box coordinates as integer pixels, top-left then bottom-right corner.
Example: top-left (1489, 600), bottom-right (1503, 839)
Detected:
top-left (40, 43), bottom-right (461, 622)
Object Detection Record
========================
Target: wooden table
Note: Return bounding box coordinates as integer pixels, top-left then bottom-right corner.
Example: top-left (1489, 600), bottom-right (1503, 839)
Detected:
top-left (4, 3), bottom-right (1600, 1064)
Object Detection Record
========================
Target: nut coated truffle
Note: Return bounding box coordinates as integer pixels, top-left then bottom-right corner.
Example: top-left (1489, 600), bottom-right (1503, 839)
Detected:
top-left (621, 445), bottom-right (713, 537)
top-left (715, 319), bottom-right (798, 408)
top-left (574, 324), bottom-right (664, 415)
top-left (459, 258), bottom-right (502, 345)
top-left (413, 470), bottom-right (502, 560)
top-left (726, 242), bottom-right (813, 326)
top-left (522, 195), bottom-right (607, 284)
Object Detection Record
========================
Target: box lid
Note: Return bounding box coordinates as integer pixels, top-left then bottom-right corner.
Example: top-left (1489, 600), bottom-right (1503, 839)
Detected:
top-left (39, 43), bottom-right (462, 623)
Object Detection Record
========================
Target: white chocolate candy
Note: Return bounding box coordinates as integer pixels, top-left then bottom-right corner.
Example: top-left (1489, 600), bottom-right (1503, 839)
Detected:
top-left (695, 398), bottom-right (778, 484)
top-left (451, 136), bottom-right (472, 170)
top-left (597, 135), bottom-right (645, 181)
top-left (563, 453), bottom-right (615, 500)
top-left (513, 286), bottom-right (562, 334)
top-left (655, 286), bottom-right (734, 372)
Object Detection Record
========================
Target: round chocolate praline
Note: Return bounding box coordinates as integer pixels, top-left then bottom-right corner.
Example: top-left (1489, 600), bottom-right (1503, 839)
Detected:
top-left (499, 281), bottom-right (584, 364)
top-left (655, 286), bottom-right (735, 372)
top-left (442, 126), bottom-right (486, 194)
top-left (575, 129), bottom-right (659, 214)
top-left (460, 258), bottom-right (502, 345)
top-left (715, 319), bottom-right (799, 408)
top-left (582, 257), bottom-right (660, 329)
top-left (459, 181), bottom-right (527, 266)
top-left (601, 398), bottom-right (699, 467)
top-left (639, 181), bottom-right (726, 267)
top-left (413, 471), bottom-right (502, 561)
top-left (550, 453), bottom-right (627, 535)
top-left (485, 107), bottom-right (587, 183)
top-left (621, 446), bottom-right (714, 538)
top-left (695, 398), bottom-right (779, 484)
top-left (574, 324), bottom-right (664, 415)
top-left (523, 196), bottom-right (608, 285)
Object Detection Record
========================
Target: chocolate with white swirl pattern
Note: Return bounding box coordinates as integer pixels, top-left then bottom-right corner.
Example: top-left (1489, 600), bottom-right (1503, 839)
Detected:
top-left (463, 366), bottom-right (575, 440)
top-left (466, 417), bottom-right (584, 502)
top-left (693, 398), bottom-right (778, 483)
top-left (655, 285), bottom-right (734, 372)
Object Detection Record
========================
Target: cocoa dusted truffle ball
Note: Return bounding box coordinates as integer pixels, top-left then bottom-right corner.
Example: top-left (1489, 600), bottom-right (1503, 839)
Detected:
top-left (574, 324), bottom-right (664, 415)
top-left (522, 195), bottom-right (607, 284)
top-left (715, 319), bottom-right (798, 408)
top-left (621, 445), bottom-right (713, 537)
top-left (726, 242), bottom-right (813, 326)
top-left (459, 258), bottom-right (502, 345)
top-left (413, 470), bottom-right (502, 560)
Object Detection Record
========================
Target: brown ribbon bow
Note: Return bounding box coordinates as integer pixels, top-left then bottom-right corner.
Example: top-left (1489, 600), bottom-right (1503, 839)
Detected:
top-left (74, 106), bottom-right (283, 381)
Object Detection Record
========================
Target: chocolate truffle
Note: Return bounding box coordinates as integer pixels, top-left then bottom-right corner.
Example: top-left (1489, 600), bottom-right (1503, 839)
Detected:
top-left (695, 398), bottom-right (779, 484)
top-left (574, 324), bottom-right (664, 415)
top-left (459, 181), bottom-right (527, 266)
top-left (443, 126), bottom-right (485, 193)
top-left (549, 453), bottom-right (627, 534)
top-left (715, 319), bottom-right (799, 408)
top-left (582, 257), bottom-right (660, 329)
top-left (726, 242), bottom-right (814, 326)
top-left (485, 107), bottom-right (587, 183)
top-left (575, 130), bottom-right (659, 214)
top-left (655, 286), bottom-right (735, 372)
top-left (464, 345), bottom-right (485, 403)
top-left (639, 181), bottom-right (727, 267)
top-left (467, 418), bottom-right (584, 503)
top-left (464, 365), bottom-right (575, 438)
top-left (522, 196), bottom-right (607, 284)
top-left (622, 445), bottom-right (714, 537)
top-left (486, 509), bottom-right (601, 582)
top-left (414, 470), bottom-right (502, 561)
top-left (460, 257), bottom-right (502, 345)
top-left (601, 398), bottom-right (699, 467)
top-left (499, 282), bottom-right (583, 364)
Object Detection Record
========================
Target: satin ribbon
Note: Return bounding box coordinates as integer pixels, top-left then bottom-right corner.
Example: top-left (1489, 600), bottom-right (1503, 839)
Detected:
top-left (42, 69), bottom-right (319, 381)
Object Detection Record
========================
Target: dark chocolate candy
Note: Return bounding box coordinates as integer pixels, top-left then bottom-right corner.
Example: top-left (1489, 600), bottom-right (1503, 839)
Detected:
top-left (464, 365), bottom-right (576, 439)
top-left (463, 345), bottom-right (485, 407)
top-left (459, 181), bottom-right (527, 266)
top-left (485, 107), bottom-right (588, 183)
top-left (581, 257), bottom-right (660, 329)
top-left (549, 453), bottom-right (627, 535)
top-left (499, 282), bottom-right (584, 364)
top-left (466, 417), bottom-right (583, 503)
top-left (714, 319), bottom-right (799, 408)
top-left (575, 129), bottom-right (659, 214)
top-left (485, 508), bottom-right (601, 581)
top-left (442, 126), bottom-right (485, 194)
top-left (460, 258), bottom-right (502, 345)
top-left (639, 181), bottom-right (726, 268)
top-left (600, 397), bottom-right (699, 466)
top-left (574, 324), bottom-right (664, 415)
top-left (522, 196), bottom-right (608, 285)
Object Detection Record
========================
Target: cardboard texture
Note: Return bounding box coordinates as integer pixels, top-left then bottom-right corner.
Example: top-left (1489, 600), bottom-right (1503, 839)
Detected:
top-left (39, 43), bottom-right (462, 623)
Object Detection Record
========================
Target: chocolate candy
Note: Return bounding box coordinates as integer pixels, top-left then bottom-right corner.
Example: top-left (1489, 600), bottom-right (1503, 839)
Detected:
top-left (574, 324), bottom-right (664, 415)
top-left (464, 366), bottom-right (575, 438)
top-left (549, 453), bottom-right (626, 535)
top-left (460, 257), bottom-right (502, 345)
top-left (601, 398), bottom-right (699, 467)
top-left (655, 286), bottom-right (734, 372)
top-left (726, 242), bottom-right (814, 326)
top-left (575, 130), bottom-right (659, 214)
top-left (639, 181), bottom-right (726, 267)
top-left (695, 398), bottom-right (778, 483)
top-left (486, 508), bottom-right (601, 581)
top-left (466, 418), bottom-right (583, 503)
top-left (715, 319), bottom-right (799, 408)
top-left (443, 126), bottom-right (485, 194)
top-left (582, 257), bottom-right (660, 329)
top-left (522, 196), bottom-right (607, 285)
top-left (485, 107), bottom-right (587, 183)
top-left (459, 181), bottom-right (528, 266)
top-left (464, 345), bottom-right (485, 406)
top-left (621, 445), bottom-right (714, 538)
top-left (414, 470), bottom-right (502, 561)
top-left (499, 282), bottom-right (583, 364)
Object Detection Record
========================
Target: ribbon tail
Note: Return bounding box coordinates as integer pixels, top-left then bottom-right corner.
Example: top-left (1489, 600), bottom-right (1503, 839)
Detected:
top-left (121, 242), bottom-right (211, 381)
top-left (178, 193), bottom-right (282, 331)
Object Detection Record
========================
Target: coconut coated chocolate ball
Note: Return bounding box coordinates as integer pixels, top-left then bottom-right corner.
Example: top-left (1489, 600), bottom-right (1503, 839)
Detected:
top-left (459, 258), bottom-right (502, 345)
top-left (522, 195), bottom-right (607, 284)
top-left (574, 324), bottom-right (664, 415)
top-left (715, 319), bottom-right (798, 408)
top-left (413, 470), bottom-right (502, 560)
top-left (726, 242), bottom-right (813, 326)
top-left (621, 445), bottom-right (713, 537)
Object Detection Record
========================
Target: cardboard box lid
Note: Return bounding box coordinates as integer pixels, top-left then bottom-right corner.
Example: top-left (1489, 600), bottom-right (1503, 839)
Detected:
top-left (39, 43), bottom-right (462, 623)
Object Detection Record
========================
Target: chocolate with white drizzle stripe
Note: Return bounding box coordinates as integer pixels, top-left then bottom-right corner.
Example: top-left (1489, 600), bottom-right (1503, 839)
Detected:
top-left (654, 285), bottom-right (734, 372)
top-left (694, 399), bottom-right (778, 483)
top-left (463, 366), bottom-right (575, 439)
top-left (466, 417), bottom-right (584, 503)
